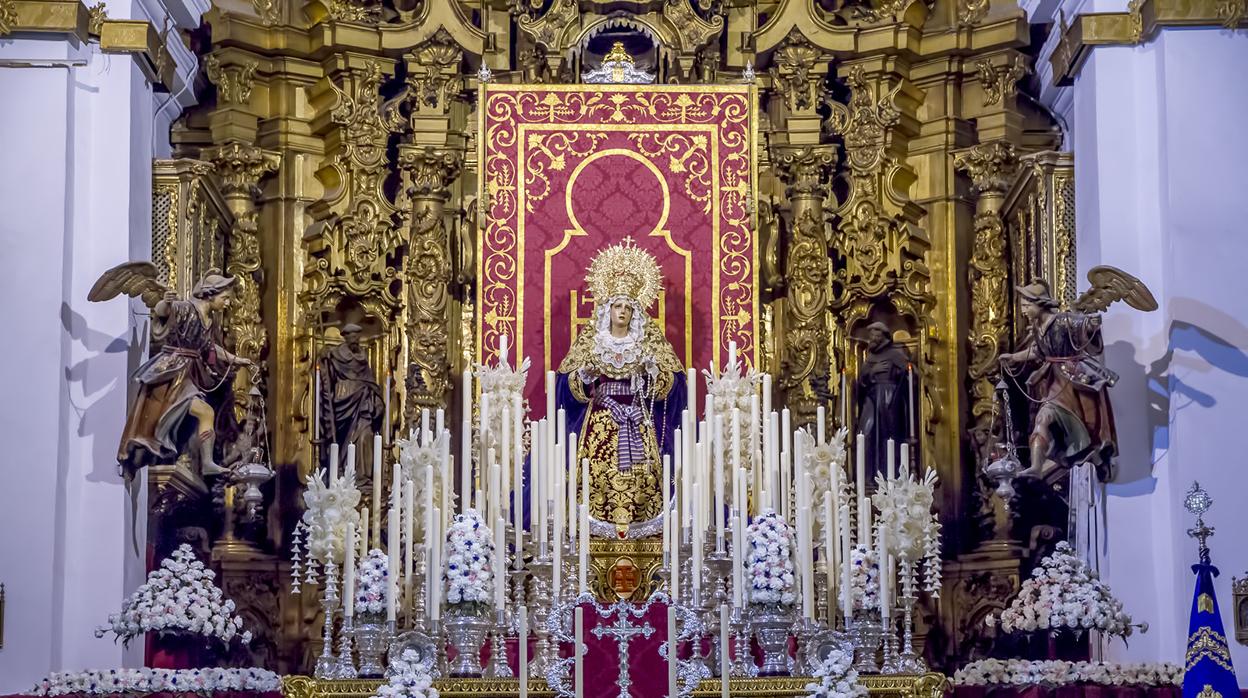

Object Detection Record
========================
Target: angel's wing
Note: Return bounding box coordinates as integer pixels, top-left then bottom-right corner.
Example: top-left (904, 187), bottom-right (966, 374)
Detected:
top-left (1074, 265), bottom-right (1158, 313)
top-left (88, 261), bottom-right (168, 308)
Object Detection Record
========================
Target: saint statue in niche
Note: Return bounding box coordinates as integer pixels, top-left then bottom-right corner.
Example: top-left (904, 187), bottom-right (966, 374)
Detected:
top-left (856, 321), bottom-right (912, 483)
top-left (556, 239), bottom-right (686, 535)
top-left (318, 323), bottom-right (385, 474)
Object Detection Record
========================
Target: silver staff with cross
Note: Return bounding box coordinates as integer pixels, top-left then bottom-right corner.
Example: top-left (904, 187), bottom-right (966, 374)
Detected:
top-left (590, 611), bottom-right (656, 698)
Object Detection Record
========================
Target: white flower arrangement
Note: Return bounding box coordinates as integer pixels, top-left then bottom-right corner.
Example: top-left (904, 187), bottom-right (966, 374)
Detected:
top-left (396, 427), bottom-right (450, 538)
top-left (294, 467), bottom-right (362, 572)
top-left (953, 659), bottom-right (1183, 687)
top-left (871, 467), bottom-right (942, 596)
top-left (474, 355), bottom-right (530, 469)
top-left (746, 508), bottom-right (797, 606)
top-left (804, 645), bottom-right (868, 698)
top-left (32, 668), bottom-right (281, 695)
top-left (844, 543), bottom-right (880, 612)
top-left (374, 649), bottom-right (440, 698)
top-left (354, 549), bottom-right (392, 617)
top-left (94, 544), bottom-right (251, 647)
top-left (798, 427), bottom-right (849, 533)
top-left (443, 509), bottom-right (494, 607)
top-left (987, 541), bottom-right (1139, 638)
top-left (703, 352), bottom-right (763, 476)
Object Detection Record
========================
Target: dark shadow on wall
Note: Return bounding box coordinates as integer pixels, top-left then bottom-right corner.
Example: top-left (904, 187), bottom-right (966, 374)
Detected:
top-left (60, 302), bottom-right (140, 483)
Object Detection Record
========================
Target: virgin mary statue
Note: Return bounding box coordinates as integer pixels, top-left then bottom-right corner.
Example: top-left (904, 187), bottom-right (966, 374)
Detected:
top-left (556, 239), bottom-right (686, 534)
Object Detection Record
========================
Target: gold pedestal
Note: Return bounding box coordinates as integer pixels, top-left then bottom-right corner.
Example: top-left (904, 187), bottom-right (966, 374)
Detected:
top-left (283, 672), bottom-right (947, 698)
top-left (588, 537), bottom-right (664, 602)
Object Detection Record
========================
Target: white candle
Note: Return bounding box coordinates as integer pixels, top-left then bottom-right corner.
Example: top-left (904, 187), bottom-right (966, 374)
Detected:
top-left (440, 429), bottom-right (451, 529)
top-left (908, 363), bottom-right (916, 440)
top-left (513, 396), bottom-right (523, 567)
top-left (405, 479), bottom-right (415, 616)
top-left (421, 408), bottom-right (431, 447)
top-left (749, 394), bottom-right (760, 506)
top-left (345, 441), bottom-right (356, 481)
top-left (713, 417), bottom-right (725, 552)
top-left (720, 604), bottom-right (730, 698)
top-left (519, 605), bottom-right (529, 698)
top-left (856, 433), bottom-right (867, 546)
top-left (671, 509), bottom-right (681, 600)
top-left (498, 333), bottom-right (509, 366)
top-left (328, 442), bottom-right (339, 486)
top-left (662, 454), bottom-right (672, 561)
top-left (667, 605), bottom-right (678, 696)
top-left (545, 370), bottom-right (556, 421)
top-left (688, 368), bottom-right (698, 419)
top-left (768, 414), bottom-right (780, 513)
top-left (675, 425), bottom-right (686, 535)
top-left (692, 481), bottom-right (702, 599)
top-left (574, 607), bottom-right (585, 698)
top-left (372, 435), bottom-right (382, 547)
top-left (430, 509), bottom-right (441, 621)
top-left (480, 393), bottom-right (491, 509)
top-left (578, 501), bottom-right (589, 594)
top-left (554, 409), bottom-right (566, 542)
top-left (799, 504), bottom-right (812, 619)
top-left (762, 374), bottom-right (772, 478)
top-left (728, 339), bottom-right (738, 368)
top-left (494, 517), bottom-right (506, 614)
top-left (817, 405), bottom-right (826, 446)
top-left (823, 491), bottom-right (837, 623)
top-left (384, 372), bottom-right (392, 444)
top-left (386, 507), bottom-right (399, 622)
top-left (841, 370), bottom-right (849, 428)
top-left (436, 408), bottom-right (445, 439)
top-left (343, 522), bottom-right (356, 617)
top-left (533, 419), bottom-right (543, 555)
top-left (461, 368), bottom-right (472, 514)
top-left (878, 525), bottom-right (891, 622)
top-left (423, 467), bottom-right (433, 551)
top-left (501, 397), bottom-right (512, 521)
top-left (359, 507), bottom-right (369, 560)
top-left (900, 442), bottom-right (910, 477)
top-left (313, 365), bottom-right (321, 443)
top-left (841, 505), bottom-right (853, 623)
top-left (568, 436), bottom-right (578, 546)
top-left (887, 437), bottom-right (896, 480)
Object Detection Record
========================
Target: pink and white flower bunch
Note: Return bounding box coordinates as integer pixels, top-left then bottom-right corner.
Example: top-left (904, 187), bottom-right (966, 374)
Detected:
top-left (94, 544), bottom-right (251, 646)
top-left (33, 668), bottom-right (281, 695)
top-left (746, 509), bottom-right (797, 606)
top-left (987, 541), bottom-right (1137, 638)
top-left (954, 659), bottom-right (1182, 687)
top-left (844, 543), bottom-right (880, 612)
top-left (804, 645), bottom-right (868, 698)
top-left (354, 549), bottom-right (391, 617)
top-left (443, 509), bottom-right (494, 605)
top-left (373, 649), bottom-right (439, 698)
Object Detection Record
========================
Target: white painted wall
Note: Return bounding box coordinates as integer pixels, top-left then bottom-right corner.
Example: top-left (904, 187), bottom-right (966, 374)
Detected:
top-left (1067, 30), bottom-right (1248, 681)
top-left (0, 0), bottom-right (202, 688)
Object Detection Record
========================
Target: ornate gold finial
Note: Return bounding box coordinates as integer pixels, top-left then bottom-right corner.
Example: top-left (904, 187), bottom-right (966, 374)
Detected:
top-left (604, 41), bottom-right (634, 65)
top-left (1198, 593), bottom-right (1215, 614)
top-left (585, 236), bottom-right (662, 310)
top-left (1197, 685), bottom-right (1223, 698)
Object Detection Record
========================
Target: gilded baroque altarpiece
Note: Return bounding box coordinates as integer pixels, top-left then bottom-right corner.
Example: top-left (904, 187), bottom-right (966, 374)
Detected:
top-left (141, 0), bottom-right (1088, 673)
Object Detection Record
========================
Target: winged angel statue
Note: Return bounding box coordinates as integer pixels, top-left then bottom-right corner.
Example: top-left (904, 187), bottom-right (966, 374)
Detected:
top-left (89, 262), bottom-right (254, 482)
top-left (999, 266), bottom-right (1157, 483)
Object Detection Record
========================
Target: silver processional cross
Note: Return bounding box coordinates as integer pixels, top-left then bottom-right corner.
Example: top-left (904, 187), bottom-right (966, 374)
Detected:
top-left (590, 612), bottom-right (656, 698)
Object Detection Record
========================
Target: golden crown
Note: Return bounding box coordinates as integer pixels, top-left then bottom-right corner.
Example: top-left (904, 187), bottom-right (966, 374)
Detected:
top-left (585, 237), bottom-right (662, 310)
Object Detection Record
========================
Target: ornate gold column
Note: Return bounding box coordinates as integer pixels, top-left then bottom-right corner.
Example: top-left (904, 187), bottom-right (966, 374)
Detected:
top-left (955, 142), bottom-right (1017, 464)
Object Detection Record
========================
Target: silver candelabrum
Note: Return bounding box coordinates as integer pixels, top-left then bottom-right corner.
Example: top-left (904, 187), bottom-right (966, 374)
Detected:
top-left (749, 602), bottom-right (795, 676)
top-left (444, 606), bottom-right (491, 677)
top-left (526, 554), bottom-right (556, 675)
top-left (313, 560), bottom-right (340, 679)
top-left (353, 617), bottom-right (391, 677)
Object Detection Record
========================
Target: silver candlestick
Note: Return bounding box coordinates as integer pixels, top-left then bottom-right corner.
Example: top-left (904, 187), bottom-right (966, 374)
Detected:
top-left (896, 560), bottom-right (925, 673)
top-left (313, 560), bottom-right (340, 679)
top-left (790, 616), bottom-right (820, 676)
top-left (485, 611), bottom-right (514, 677)
top-left (729, 606), bottom-right (757, 677)
top-left (880, 611), bottom-right (900, 674)
top-left (526, 556), bottom-right (553, 674)
top-left (851, 613), bottom-right (881, 674)
top-left (334, 614), bottom-right (358, 678)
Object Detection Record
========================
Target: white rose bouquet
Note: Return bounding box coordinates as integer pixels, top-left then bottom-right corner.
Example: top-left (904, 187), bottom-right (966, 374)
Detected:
top-left (354, 549), bottom-right (392, 618)
top-left (703, 353), bottom-right (763, 479)
top-left (374, 649), bottom-right (440, 698)
top-left (94, 544), bottom-right (252, 647)
top-left (987, 541), bottom-right (1139, 639)
top-left (746, 509), bottom-right (797, 606)
top-left (443, 509), bottom-right (494, 612)
top-left (292, 466), bottom-right (362, 587)
top-left (871, 467), bottom-right (942, 596)
top-left (804, 645), bottom-right (868, 698)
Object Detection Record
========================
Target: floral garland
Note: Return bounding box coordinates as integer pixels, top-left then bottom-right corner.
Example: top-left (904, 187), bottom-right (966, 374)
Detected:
top-left (95, 544), bottom-right (251, 646)
top-left (293, 467), bottom-right (361, 582)
top-left (871, 467), bottom-right (942, 596)
top-left (354, 549), bottom-right (391, 617)
top-left (804, 645), bottom-right (868, 698)
top-left (32, 668), bottom-right (280, 695)
top-left (746, 509), bottom-right (796, 606)
top-left (444, 509), bottom-right (494, 607)
top-left (987, 541), bottom-right (1138, 638)
top-left (374, 649), bottom-right (439, 698)
top-left (843, 544), bottom-right (880, 612)
top-left (954, 659), bottom-right (1183, 687)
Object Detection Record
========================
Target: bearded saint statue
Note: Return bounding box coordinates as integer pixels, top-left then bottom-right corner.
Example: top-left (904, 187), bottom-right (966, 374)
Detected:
top-left (556, 240), bottom-right (686, 535)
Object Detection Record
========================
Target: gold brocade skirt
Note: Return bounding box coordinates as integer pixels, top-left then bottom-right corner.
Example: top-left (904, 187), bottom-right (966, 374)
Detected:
top-left (577, 407), bottom-right (663, 528)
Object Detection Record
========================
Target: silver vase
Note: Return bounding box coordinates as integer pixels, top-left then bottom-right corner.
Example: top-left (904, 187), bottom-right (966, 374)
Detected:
top-left (749, 603), bottom-right (794, 676)
top-left (354, 619), bottom-right (388, 677)
top-left (445, 613), bottom-right (490, 677)
top-left (851, 615), bottom-right (882, 674)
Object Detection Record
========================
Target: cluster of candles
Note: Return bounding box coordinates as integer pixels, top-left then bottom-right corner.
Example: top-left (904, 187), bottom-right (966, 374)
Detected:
top-left (316, 335), bottom-right (920, 693)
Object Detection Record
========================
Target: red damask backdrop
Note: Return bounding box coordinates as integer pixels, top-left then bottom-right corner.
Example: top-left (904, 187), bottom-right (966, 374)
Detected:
top-left (478, 85), bottom-right (757, 405)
